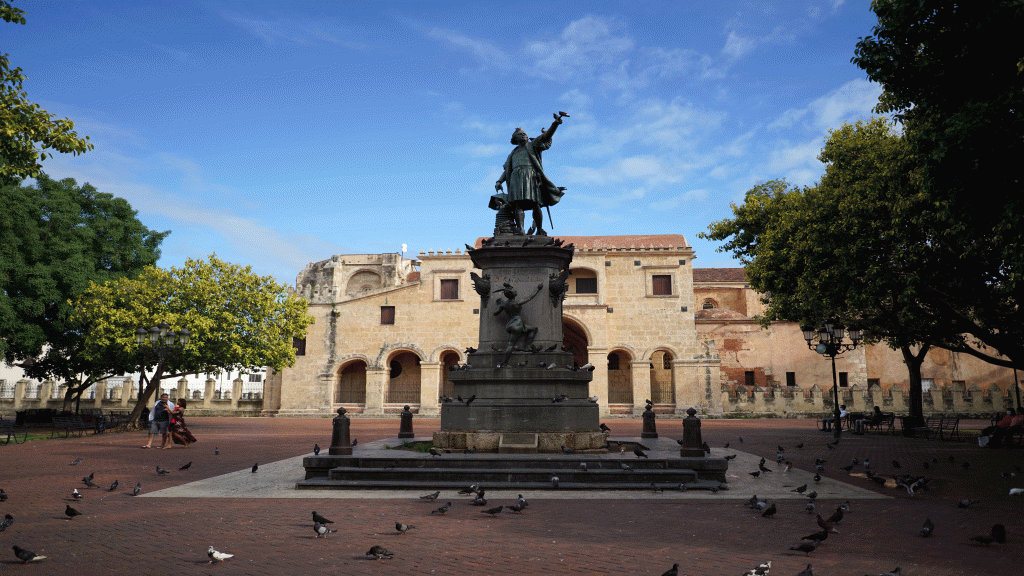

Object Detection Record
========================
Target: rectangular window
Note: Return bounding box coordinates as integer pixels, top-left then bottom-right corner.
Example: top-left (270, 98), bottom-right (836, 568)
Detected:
top-left (921, 378), bottom-right (934, 392)
top-left (652, 274), bottom-right (672, 296)
top-left (292, 337), bottom-right (306, 356)
top-left (576, 277), bottom-right (597, 294)
top-left (744, 371), bottom-right (755, 387)
top-left (440, 279), bottom-right (459, 300)
top-left (839, 372), bottom-right (849, 387)
top-left (786, 372), bottom-right (796, 387)
top-left (381, 306), bottom-right (395, 325)
top-left (248, 374), bottom-right (262, 383)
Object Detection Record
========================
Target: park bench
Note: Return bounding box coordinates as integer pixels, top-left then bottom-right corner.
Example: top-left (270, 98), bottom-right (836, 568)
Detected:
top-left (51, 415), bottom-right (91, 438)
top-left (0, 417), bottom-right (28, 445)
top-left (915, 415), bottom-right (959, 440)
top-left (863, 412), bottom-right (897, 435)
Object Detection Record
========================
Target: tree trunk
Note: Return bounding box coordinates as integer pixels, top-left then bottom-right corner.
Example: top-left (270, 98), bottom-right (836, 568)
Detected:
top-left (900, 343), bottom-right (930, 427)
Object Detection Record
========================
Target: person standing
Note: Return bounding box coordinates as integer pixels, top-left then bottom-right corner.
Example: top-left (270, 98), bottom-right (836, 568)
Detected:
top-left (141, 393), bottom-right (171, 449)
top-left (169, 397), bottom-right (197, 447)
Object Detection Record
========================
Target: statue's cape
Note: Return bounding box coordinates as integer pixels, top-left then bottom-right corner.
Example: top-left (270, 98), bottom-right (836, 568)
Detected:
top-left (502, 141), bottom-right (565, 207)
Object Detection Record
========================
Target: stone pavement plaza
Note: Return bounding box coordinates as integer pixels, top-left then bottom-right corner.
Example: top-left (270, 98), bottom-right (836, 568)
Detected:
top-left (0, 417), bottom-right (1021, 575)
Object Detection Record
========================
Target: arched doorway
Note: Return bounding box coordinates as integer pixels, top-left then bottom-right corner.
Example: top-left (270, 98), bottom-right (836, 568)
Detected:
top-left (562, 318), bottom-right (589, 367)
top-left (336, 360), bottom-right (367, 404)
top-left (650, 350), bottom-right (675, 404)
top-left (607, 350), bottom-right (633, 404)
top-left (440, 350), bottom-right (460, 398)
top-left (386, 351), bottom-right (421, 404)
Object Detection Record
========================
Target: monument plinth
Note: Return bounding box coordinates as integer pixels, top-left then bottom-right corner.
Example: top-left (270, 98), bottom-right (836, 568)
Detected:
top-left (434, 233), bottom-right (601, 451)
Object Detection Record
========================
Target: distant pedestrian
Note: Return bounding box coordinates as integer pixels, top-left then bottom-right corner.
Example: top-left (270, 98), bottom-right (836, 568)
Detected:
top-left (142, 393), bottom-right (171, 449)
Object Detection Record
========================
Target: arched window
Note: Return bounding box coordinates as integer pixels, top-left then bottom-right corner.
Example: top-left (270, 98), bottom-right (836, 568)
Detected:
top-left (702, 299), bottom-right (716, 309)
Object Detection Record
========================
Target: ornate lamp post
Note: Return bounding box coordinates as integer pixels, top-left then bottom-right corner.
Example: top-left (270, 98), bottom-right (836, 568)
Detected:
top-left (801, 320), bottom-right (861, 439)
top-left (133, 322), bottom-right (190, 401)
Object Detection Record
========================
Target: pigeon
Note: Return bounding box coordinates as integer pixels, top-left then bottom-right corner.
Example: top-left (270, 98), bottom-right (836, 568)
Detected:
top-left (817, 514), bottom-right (839, 533)
top-left (920, 518), bottom-right (934, 537)
top-left (481, 505), bottom-right (503, 517)
top-left (826, 507), bottom-right (844, 525)
top-left (806, 491), bottom-right (818, 501)
top-left (746, 560), bottom-right (771, 575)
top-left (86, 472), bottom-right (94, 481)
top-left (207, 546), bottom-right (233, 563)
top-left (72, 488), bottom-right (83, 500)
top-left (724, 442), bottom-right (730, 449)
top-left (661, 563), bottom-right (680, 576)
top-left (465, 446), bottom-right (476, 454)
top-left (395, 522), bottom-right (415, 535)
top-left (801, 530), bottom-right (829, 543)
top-left (634, 447), bottom-right (648, 458)
top-left (621, 463), bottom-right (633, 472)
top-left (551, 475), bottom-right (560, 488)
top-left (962, 461), bottom-right (970, 470)
top-left (561, 446), bottom-right (575, 454)
top-left (739, 436), bottom-right (744, 442)
top-left (0, 514), bottom-right (13, 531)
top-left (806, 502), bottom-right (816, 514)
top-left (724, 454), bottom-right (737, 460)
top-left (793, 484), bottom-right (807, 494)
top-left (179, 462), bottom-right (192, 471)
top-left (789, 540), bottom-right (819, 556)
top-left (508, 502), bottom-right (525, 513)
top-left (108, 480), bottom-right (119, 492)
top-left (797, 564), bottom-right (814, 576)
top-left (778, 445), bottom-right (785, 453)
top-left (429, 447), bottom-right (442, 457)
top-left (864, 569), bottom-right (901, 576)
top-left (840, 464), bottom-right (855, 473)
top-left (155, 466), bottom-right (169, 475)
top-left (463, 395), bottom-right (476, 406)
top-left (70, 458), bottom-right (83, 466)
top-left (420, 491), bottom-right (440, 501)
top-left (749, 471), bottom-right (761, 478)
top-left (552, 394), bottom-right (567, 403)
top-left (957, 498), bottom-right (978, 508)
top-left (431, 502), bottom-right (452, 515)
top-left (580, 462), bottom-right (588, 472)
top-left (314, 522), bottom-right (335, 538)
top-left (312, 511), bottom-right (334, 524)
top-left (650, 483), bottom-right (664, 493)
top-left (133, 482), bottom-right (141, 496)
top-left (702, 441), bottom-right (712, 453)
top-left (366, 545), bottom-right (394, 560)
top-left (745, 494), bottom-right (760, 508)
top-left (1010, 488), bottom-right (1024, 496)
top-left (251, 463), bottom-right (258, 473)
top-left (214, 447), bottom-right (219, 455)
top-left (599, 423), bottom-right (611, 433)
top-left (458, 484), bottom-right (480, 495)
top-left (351, 438), bottom-right (358, 447)
top-left (970, 524), bottom-right (1006, 544)
top-left (0, 488), bottom-right (5, 501)
top-left (471, 492), bottom-right (488, 506)
top-left (795, 443), bottom-right (804, 449)
top-left (65, 504), bottom-right (82, 519)
top-left (758, 462), bottom-right (772, 473)
top-left (813, 473), bottom-right (821, 483)
top-left (588, 396), bottom-right (599, 403)
top-left (83, 477), bottom-right (99, 488)
top-left (761, 502), bottom-right (777, 518)
top-left (12, 545), bottom-right (46, 564)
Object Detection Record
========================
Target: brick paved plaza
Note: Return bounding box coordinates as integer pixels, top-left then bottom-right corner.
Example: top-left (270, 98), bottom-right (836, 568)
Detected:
top-left (0, 416), bottom-right (1021, 575)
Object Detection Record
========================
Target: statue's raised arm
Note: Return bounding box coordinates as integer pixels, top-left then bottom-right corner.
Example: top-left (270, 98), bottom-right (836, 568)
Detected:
top-left (492, 111), bottom-right (569, 236)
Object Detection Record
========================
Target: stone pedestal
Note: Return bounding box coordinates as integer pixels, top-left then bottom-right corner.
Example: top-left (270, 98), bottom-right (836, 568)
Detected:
top-left (436, 233), bottom-right (599, 450)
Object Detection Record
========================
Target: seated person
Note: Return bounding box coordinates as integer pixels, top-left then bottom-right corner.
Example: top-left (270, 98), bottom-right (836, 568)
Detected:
top-left (854, 406), bottom-right (885, 434)
top-left (822, 404), bottom-right (849, 431)
top-left (986, 407), bottom-right (1024, 448)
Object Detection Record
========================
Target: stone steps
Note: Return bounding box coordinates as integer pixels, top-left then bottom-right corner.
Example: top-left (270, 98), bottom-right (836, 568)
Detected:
top-left (296, 477), bottom-right (724, 491)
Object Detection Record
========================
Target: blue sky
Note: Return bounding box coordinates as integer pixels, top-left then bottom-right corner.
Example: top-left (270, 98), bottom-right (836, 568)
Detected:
top-left (9, 0), bottom-right (883, 285)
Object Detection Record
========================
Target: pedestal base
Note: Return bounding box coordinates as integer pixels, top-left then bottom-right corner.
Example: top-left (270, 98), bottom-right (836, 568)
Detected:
top-left (433, 429), bottom-right (607, 452)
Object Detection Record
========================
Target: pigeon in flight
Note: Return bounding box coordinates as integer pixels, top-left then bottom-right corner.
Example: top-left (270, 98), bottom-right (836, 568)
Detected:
top-left (155, 466), bottom-right (169, 475)
top-left (179, 462), bottom-right (192, 471)
top-left (920, 518), bottom-right (934, 537)
top-left (0, 514), bottom-right (13, 531)
top-left (71, 488), bottom-right (83, 500)
top-left (395, 522), bottom-right (415, 535)
top-left (313, 443), bottom-right (320, 455)
top-left (366, 545), bottom-right (394, 560)
top-left (431, 502), bottom-right (452, 515)
top-left (65, 504), bottom-right (82, 519)
top-left (12, 545), bottom-right (46, 563)
top-left (108, 480), bottom-right (119, 492)
top-left (133, 482), bottom-right (141, 497)
top-left (207, 546), bottom-right (234, 563)
top-left (70, 458), bottom-right (83, 466)
top-left (312, 511), bottom-right (334, 524)
top-left (314, 522), bottom-right (336, 538)
top-left (481, 505), bottom-right (503, 517)
top-left (420, 491), bottom-right (440, 501)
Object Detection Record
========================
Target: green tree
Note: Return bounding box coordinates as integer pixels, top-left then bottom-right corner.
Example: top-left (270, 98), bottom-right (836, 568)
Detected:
top-left (0, 173), bottom-right (168, 408)
top-left (71, 255), bottom-right (315, 422)
top-left (852, 0), bottom-right (1024, 370)
top-left (1, 1), bottom-right (94, 186)
top-left (701, 119), bottom-right (942, 421)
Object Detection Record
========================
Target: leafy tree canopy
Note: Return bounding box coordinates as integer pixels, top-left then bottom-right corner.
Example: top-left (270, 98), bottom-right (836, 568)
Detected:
top-left (0, 174), bottom-right (168, 393)
top-left (1, 1), bottom-right (94, 186)
top-left (71, 255), bottom-right (314, 420)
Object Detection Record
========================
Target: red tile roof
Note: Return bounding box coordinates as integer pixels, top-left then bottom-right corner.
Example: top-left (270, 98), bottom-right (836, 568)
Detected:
top-left (406, 271), bottom-right (421, 282)
top-left (692, 268), bottom-right (747, 283)
top-left (474, 234), bottom-right (690, 249)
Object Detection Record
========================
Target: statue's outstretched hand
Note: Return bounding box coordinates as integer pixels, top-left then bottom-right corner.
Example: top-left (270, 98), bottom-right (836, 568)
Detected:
top-left (495, 182), bottom-right (503, 193)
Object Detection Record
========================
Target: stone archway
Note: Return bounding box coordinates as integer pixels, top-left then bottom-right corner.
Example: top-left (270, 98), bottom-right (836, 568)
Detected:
top-left (562, 317), bottom-right (589, 367)
top-left (607, 349), bottom-right (633, 404)
top-left (337, 360), bottom-right (367, 404)
top-left (439, 350), bottom-right (460, 398)
top-left (386, 351), bottom-right (421, 404)
top-left (650, 349), bottom-right (675, 405)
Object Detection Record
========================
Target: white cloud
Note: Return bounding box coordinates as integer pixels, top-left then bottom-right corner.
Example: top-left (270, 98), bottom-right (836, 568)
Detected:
top-left (807, 79), bottom-right (882, 131)
top-left (457, 143), bottom-right (507, 158)
top-left (525, 16), bottom-right (634, 80)
top-left (722, 31), bottom-right (757, 59)
top-left (427, 28), bottom-right (512, 69)
top-left (649, 188), bottom-right (710, 211)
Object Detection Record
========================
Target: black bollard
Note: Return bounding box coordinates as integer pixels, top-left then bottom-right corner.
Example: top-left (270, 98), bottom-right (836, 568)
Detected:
top-left (329, 407), bottom-right (353, 455)
top-left (398, 405), bottom-right (415, 439)
top-left (680, 407), bottom-right (704, 457)
top-left (641, 403), bottom-right (658, 438)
